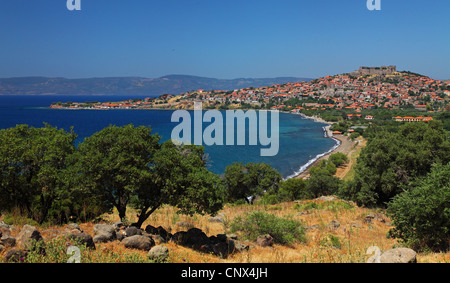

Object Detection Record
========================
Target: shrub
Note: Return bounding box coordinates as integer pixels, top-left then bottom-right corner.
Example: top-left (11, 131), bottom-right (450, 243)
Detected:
top-left (229, 211), bottom-right (306, 245)
top-left (320, 234), bottom-right (342, 249)
top-left (329, 152), bottom-right (349, 167)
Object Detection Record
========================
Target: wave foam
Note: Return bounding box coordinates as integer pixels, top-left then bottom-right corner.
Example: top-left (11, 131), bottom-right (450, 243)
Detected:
top-left (284, 126), bottom-right (340, 180)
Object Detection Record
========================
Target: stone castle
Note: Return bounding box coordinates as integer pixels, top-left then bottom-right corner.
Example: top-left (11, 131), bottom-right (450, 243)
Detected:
top-left (351, 66), bottom-right (397, 76)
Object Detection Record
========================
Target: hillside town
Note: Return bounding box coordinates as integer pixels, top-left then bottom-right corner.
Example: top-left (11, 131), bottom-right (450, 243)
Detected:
top-left (50, 67), bottom-right (450, 122)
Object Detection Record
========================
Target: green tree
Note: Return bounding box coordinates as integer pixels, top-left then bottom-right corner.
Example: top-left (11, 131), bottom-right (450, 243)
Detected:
top-left (329, 152), bottom-right (349, 167)
top-left (71, 124), bottom-right (161, 222)
top-left (387, 162), bottom-right (450, 251)
top-left (278, 178), bottom-right (309, 201)
top-left (132, 142), bottom-right (225, 228)
top-left (0, 124), bottom-right (76, 224)
top-left (306, 170), bottom-right (341, 198)
top-left (309, 159), bottom-right (337, 176)
top-left (339, 121), bottom-right (450, 207)
top-left (224, 162), bottom-right (282, 204)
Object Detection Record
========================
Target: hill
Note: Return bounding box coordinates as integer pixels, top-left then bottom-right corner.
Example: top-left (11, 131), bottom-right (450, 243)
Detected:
top-left (3, 196), bottom-right (445, 263)
top-left (0, 75), bottom-right (312, 96)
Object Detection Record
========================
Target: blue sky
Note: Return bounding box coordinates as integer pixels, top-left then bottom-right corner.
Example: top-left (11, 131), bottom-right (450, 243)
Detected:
top-left (0, 0), bottom-right (449, 80)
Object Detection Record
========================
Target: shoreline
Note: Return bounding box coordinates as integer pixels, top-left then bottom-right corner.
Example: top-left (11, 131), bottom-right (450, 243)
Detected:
top-left (286, 113), bottom-right (354, 180)
top-left (45, 105), bottom-right (351, 180)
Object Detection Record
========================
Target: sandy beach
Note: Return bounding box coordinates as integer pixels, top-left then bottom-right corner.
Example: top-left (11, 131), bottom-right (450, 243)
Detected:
top-left (293, 134), bottom-right (356, 179)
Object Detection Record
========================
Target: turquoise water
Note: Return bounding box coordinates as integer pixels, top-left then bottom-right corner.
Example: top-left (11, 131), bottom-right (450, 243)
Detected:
top-left (0, 95), bottom-right (337, 178)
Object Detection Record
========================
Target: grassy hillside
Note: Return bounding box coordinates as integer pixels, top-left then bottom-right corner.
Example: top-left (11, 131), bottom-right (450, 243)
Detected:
top-left (2, 196), bottom-right (448, 263)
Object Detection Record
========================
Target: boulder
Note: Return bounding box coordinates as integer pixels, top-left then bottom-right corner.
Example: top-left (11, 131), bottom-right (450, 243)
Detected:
top-left (256, 234), bottom-right (274, 247)
top-left (148, 245), bottom-right (169, 261)
top-left (69, 233), bottom-right (96, 249)
top-left (116, 230), bottom-right (126, 241)
top-left (113, 221), bottom-right (125, 230)
top-left (66, 223), bottom-right (83, 233)
top-left (0, 235), bottom-right (16, 248)
top-left (156, 226), bottom-right (170, 242)
top-left (234, 241), bottom-right (250, 252)
top-left (315, 195), bottom-right (338, 202)
top-left (0, 221), bottom-right (11, 229)
top-left (380, 248), bottom-right (417, 263)
top-left (93, 234), bottom-right (111, 243)
top-left (0, 227), bottom-right (11, 237)
top-left (148, 234), bottom-right (165, 245)
top-left (93, 224), bottom-right (116, 242)
top-left (122, 235), bottom-right (155, 251)
top-left (16, 225), bottom-right (43, 250)
top-left (208, 216), bottom-right (225, 223)
top-left (171, 228), bottom-right (247, 259)
top-left (184, 228), bottom-right (210, 247)
top-left (145, 225), bottom-right (158, 235)
top-left (329, 220), bottom-right (340, 230)
top-left (125, 226), bottom-right (142, 237)
top-left (4, 248), bottom-right (27, 262)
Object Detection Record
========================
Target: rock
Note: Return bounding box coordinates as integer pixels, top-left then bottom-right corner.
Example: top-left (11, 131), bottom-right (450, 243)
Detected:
top-left (69, 233), bottom-right (95, 249)
top-left (305, 224), bottom-right (319, 230)
top-left (0, 221), bottom-right (11, 229)
top-left (93, 234), bottom-right (111, 243)
top-left (66, 223), bottom-right (83, 233)
top-left (364, 214), bottom-right (375, 224)
top-left (171, 227), bottom-right (246, 259)
top-left (315, 195), bottom-right (338, 202)
top-left (212, 241), bottom-right (230, 259)
top-left (149, 234), bottom-right (165, 245)
top-left (208, 216), bottom-right (225, 223)
top-left (234, 241), bottom-right (250, 252)
top-left (184, 228), bottom-right (209, 247)
top-left (93, 224), bottom-right (116, 242)
top-left (380, 248), bottom-right (417, 263)
top-left (256, 234), bottom-right (274, 247)
top-left (16, 225), bottom-right (43, 250)
top-left (156, 226), bottom-right (170, 242)
top-left (0, 235), bottom-right (16, 248)
top-left (115, 230), bottom-right (126, 241)
top-left (4, 248), bottom-right (26, 262)
top-left (145, 225), bottom-right (158, 235)
top-left (122, 235), bottom-right (155, 251)
top-left (148, 245), bottom-right (169, 261)
top-left (125, 226), bottom-right (142, 237)
top-left (0, 227), bottom-right (11, 237)
top-left (329, 220), bottom-right (340, 230)
top-left (226, 234), bottom-right (238, 240)
top-left (113, 221), bottom-right (125, 230)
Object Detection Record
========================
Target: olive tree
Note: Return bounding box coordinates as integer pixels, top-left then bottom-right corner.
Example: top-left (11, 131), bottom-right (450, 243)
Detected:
top-left (0, 124), bottom-right (76, 224)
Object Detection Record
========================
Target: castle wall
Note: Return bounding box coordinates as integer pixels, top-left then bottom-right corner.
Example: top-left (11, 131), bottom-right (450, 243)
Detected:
top-left (352, 66), bottom-right (396, 76)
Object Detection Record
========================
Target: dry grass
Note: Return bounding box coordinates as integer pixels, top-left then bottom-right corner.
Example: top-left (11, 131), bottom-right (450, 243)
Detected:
top-left (1, 198), bottom-right (449, 263)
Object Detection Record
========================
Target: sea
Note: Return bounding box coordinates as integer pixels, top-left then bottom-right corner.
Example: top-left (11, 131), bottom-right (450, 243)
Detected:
top-left (0, 95), bottom-right (338, 179)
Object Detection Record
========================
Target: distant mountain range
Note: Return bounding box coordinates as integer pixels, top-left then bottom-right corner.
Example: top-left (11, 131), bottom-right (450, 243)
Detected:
top-left (0, 75), bottom-right (313, 96)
